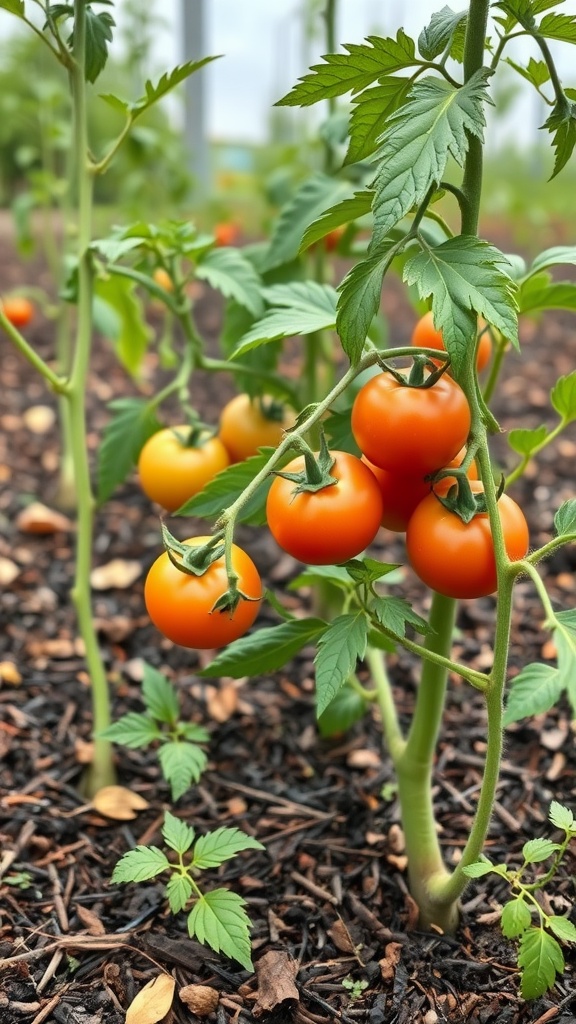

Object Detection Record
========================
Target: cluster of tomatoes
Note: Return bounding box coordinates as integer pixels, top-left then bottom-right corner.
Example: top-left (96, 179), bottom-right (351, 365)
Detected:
top-left (142, 313), bottom-right (529, 651)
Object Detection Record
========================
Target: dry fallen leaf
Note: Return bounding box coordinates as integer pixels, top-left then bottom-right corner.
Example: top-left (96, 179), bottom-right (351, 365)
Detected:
top-left (178, 984), bottom-right (219, 1016)
top-left (16, 502), bottom-right (74, 535)
top-left (75, 904), bottom-right (106, 936)
top-left (0, 558), bottom-right (19, 586)
top-left (90, 559), bottom-right (142, 590)
top-left (0, 662), bottom-right (22, 686)
top-left (125, 975), bottom-right (175, 1024)
top-left (22, 404), bottom-right (56, 433)
top-left (205, 682), bottom-right (239, 723)
top-left (92, 785), bottom-right (149, 821)
top-left (346, 748), bottom-right (381, 769)
top-left (253, 949), bottom-right (299, 1017)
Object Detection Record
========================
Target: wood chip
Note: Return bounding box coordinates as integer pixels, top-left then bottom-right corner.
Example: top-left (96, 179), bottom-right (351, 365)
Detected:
top-left (253, 949), bottom-right (299, 1017)
top-left (178, 984), bottom-right (219, 1016)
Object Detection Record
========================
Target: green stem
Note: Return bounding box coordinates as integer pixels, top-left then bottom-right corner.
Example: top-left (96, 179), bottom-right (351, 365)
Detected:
top-left (68, 0), bottom-right (114, 795)
top-left (0, 310), bottom-right (68, 393)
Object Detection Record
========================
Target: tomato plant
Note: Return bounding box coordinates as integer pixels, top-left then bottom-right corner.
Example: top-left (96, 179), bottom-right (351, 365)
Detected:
top-left (406, 482), bottom-right (530, 599)
top-left (412, 310), bottom-right (492, 371)
top-left (218, 394), bottom-right (294, 462)
top-left (1, 297), bottom-right (34, 327)
top-left (364, 448), bottom-right (478, 532)
top-left (138, 427), bottom-right (230, 512)
top-left (266, 451), bottom-right (383, 564)
top-left (144, 537), bottom-right (262, 648)
top-left (351, 367), bottom-right (471, 477)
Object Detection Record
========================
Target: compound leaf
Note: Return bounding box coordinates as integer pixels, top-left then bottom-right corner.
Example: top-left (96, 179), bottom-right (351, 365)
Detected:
top-left (97, 398), bottom-right (160, 504)
top-left (188, 889), bottom-right (254, 970)
top-left (315, 613), bottom-right (368, 716)
top-left (196, 248), bottom-right (264, 317)
top-left (200, 618), bottom-right (328, 678)
top-left (142, 662), bottom-right (180, 725)
top-left (518, 927), bottom-right (564, 999)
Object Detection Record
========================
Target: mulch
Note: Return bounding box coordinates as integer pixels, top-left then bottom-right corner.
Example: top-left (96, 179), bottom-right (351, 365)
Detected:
top-left (0, 231), bottom-right (575, 1024)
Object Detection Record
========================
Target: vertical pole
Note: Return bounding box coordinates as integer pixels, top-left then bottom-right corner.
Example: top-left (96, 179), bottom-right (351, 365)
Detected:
top-left (182, 0), bottom-right (210, 198)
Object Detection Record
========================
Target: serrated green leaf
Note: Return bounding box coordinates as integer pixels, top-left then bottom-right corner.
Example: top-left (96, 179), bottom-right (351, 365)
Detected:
top-left (318, 682), bottom-right (369, 737)
top-left (162, 811), bottom-right (195, 855)
top-left (503, 663), bottom-right (563, 725)
top-left (548, 916), bottom-right (576, 943)
top-left (233, 282), bottom-right (337, 357)
top-left (200, 618), bottom-right (328, 678)
top-left (548, 800), bottom-right (575, 833)
top-left (315, 613), bottom-right (368, 716)
top-left (289, 565), bottom-right (353, 591)
top-left (554, 501), bottom-right (576, 537)
top-left (346, 79), bottom-right (412, 164)
top-left (94, 274), bottom-right (152, 378)
top-left (141, 663), bottom-right (180, 725)
top-left (263, 174), bottom-right (352, 271)
top-left (555, 630), bottom-right (576, 714)
top-left (529, 245), bottom-right (576, 274)
top-left (82, 8), bottom-right (114, 83)
top-left (461, 859), bottom-right (496, 878)
top-left (371, 70), bottom-right (491, 245)
top-left (518, 277), bottom-right (576, 316)
top-left (196, 248), bottom-right (263, 317)
top-left (544, 100), bottom-right (576, 179)
top-left (100, 713), bottom-right (162, 748)
top-left (158, 742), bottom-right (207, 801)
top-left (539, 11), bottom-right (576, 43)
top-left (97, 398), bottom-right (160, 504)
top-left (166, 873), bottom-right (194, 914)
top-left (276, 31), bottom-right (417, 108)
top-left (508, 425), bottom-right (548, 455)
top-left (300, 192), bottom-right (373, 251)
top-left (344, 557), bottom-right (401, 584)
top-left (0, 0), bottom-right (24, 15)
top-left (188, 889), bottom-right (254, 970)
top-left (522, 838), bottom-right (561, 863)
top-left (505, 55), bottom-right (550, 89)
top-left (551, 370), bottom-right (576, 421)
top-left (111, 846), bottom-right (170, 884)
top-left (122, 58), bottom-right (220, 120)
top-left (403, 237), bottom-right (518, 375)
top-left (178, 722), bottom-right (211, 743)
top-left (518, 927), bottom-right (564, 999)
top-left (192, 827), bottom-right (264, 871)
top-left (372, 596), bottom-right (431, 638)
top-left (336, 243), bottom-right (397, 363)
top-left (177, 448), bottom-right (278, 526)
top-left (418, 7), bottom-right (467, 60)
top-left (501, 898), bottom-right (532, 938)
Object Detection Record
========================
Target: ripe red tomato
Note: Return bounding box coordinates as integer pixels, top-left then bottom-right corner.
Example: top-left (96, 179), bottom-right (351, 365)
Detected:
top-left (1, 297), bottom-right (34, 327)
top-left (363, 448), bottom-right (478, 533)
top-left (218, 394), bottom-right (294, 463)
top-left (351, 368), bottom-right (471, 478)
top-left (266, 451), bottom-right (383, 564)
top-left (144, 537), bottom-right (262, 648)
top-left (411, 310), bottom-right (492, 372)
top-left (138, 427), bottom-right (230, 512)
top-left (405, 482), bottom-right (529, 599)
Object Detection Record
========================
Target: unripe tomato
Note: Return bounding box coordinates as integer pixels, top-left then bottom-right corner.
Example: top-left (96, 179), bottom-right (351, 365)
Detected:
top-left (138, 427), bottom-right (229, 512)
top-left (1, 297), bottom-right (34, 327)
top-left (266, 451), bottom-right (383, 564)
top-left (218, 394), bottom-right (295, 463)
top-left (411, 310), bottom-right (492, 372)
top-left (406, 481), bottom-right (529, 599)
top-left (144, 537), bottom-right (262, 648)
top-left (152, 268), bottom-right (174, 292)
top-left (363, 448), bottom-right (478, 533)
top-left (351, 368), bottom-right (471, 478)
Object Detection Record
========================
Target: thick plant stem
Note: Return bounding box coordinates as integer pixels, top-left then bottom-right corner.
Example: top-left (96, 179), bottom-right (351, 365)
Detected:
top-left (68, 1), bottom-right (114, 794)
top-left (395, 593), bottom-right (459, 932)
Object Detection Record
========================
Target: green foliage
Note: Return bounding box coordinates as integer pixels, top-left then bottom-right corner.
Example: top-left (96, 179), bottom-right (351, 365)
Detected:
top-left (112, 811), bottom-right (264, 971)
top-left (177, 448), bottom-right (283, 526)
top-left (200, 618), bottom-right (329, 679)
top-left (463, 803), bottom-right (576, 999)
top-left (97, 398), bottom-right (160, 504)
top-left (101, 663), bottom-right (209, 800)
top-left (315, 613), bottom-right (368, 716)
top-left (233, 282), bottom-right (337, 356)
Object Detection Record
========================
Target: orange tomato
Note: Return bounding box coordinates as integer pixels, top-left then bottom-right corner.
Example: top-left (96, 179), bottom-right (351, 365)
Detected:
top-left (411, 311), bottom-right (492, 372)
top-left (138, 427), bottom-right (230, 512)
top-left (1, 297), bottom-right (34, 328)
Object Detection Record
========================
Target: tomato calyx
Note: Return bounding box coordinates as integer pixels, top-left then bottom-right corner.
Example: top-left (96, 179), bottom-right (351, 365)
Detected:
top-left (432, 475), bottom-right (505, 524)
top-left (256, 395), bottom-right (291, 424)
top-left (271, 432), bottom-right (338, 495)
top-left (211, 583), bottom-right (261, 617)
top-left (170, 418), bottom-right (215, 449)
top-left (380, 353), bottom-right (452, 389)
top-left (161, 524), bottom-right (225, 576)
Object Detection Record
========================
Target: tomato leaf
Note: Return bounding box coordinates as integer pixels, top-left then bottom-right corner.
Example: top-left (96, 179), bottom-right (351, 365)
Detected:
top-left (371, 596), bottom-right (431, 638)
top-left (263, 174), bottom-right (353, 271)
top-left (508, 425), bottom-right (548, 456)
top-left (300, 191), bottom-right (373, 251)
top-left (518, 927), bottom-right (564, 1000)
top-left (100, 713), bottom-right (162, 749)
top-left (94, 273), bottom-right (152, 378)
top-left (503, 663), bottom-right (563, 725)
top-left (461, 858), bottom-right (496, 879)
top-left (315, 613), bottom-right (368, 716)
top-left (554, 500), bottom-right (576, 537)
top-left (551, 370), bottom-right (576, 421)
top-left (111, 846), bottom-right (170, 884)
top-left (418, 7), bottom-right (467, 60)
top-left (501, 898), bottom-right (532, 938)
top-left (548, 800), bottom-right (575, 834)
top-left (289, 565), bottom-right (353, 591)
top-left (370, 70), bottom-right (492, 247)
top-left (140, 663), bottom-right (181, 726)
top-left (548, 916), bottom-right (576, 943)
top-left (200, 618), bottom-right (328, 678)
top-left (543, 100), bottom-right (576, 179)
top-left (522, 838), bottom-right (561, 864)
top-left (403, 236), bottom-right (519, 375)
top-left (538, 11), bottom-right (576, 44)
top-left (97, 398), bottom-right (161, 505)
top-left (83, 8), bottom-right (114, 83)
top-left (518, 277), bottom-right (576, 316)
top-left (166, 874), bottom-right (194, 914)
top-left (318, 684), bottom-right (369, 737)
top-left (276, 30), bottom-right (418, 107)
top-left (0, 1), bottom-right (24, 15)
top-left (188, 889), bottom-right (254, 970)
top-left (100, 58), bottom-right (220, 120)
top-left (192, 828), bottom-right (264, 871)
top-left (233, 282), bottom-right (337, 357)
top-left (162, 811), bottom-right (195, 856)
top-left (196, 248), bottom-right (264, 318)
top-left (346, 79), bottom-right (412, 165)
top-left (344, 558), bottom-right (401, 584)
top-left (158, 743), bottom-right (208, 801)
top-left (337, 243), bottom-right (397, 364)
top-left (505, 55), bottom-right (550, 90)
top-left (177, 449), bottom-right (279, 526)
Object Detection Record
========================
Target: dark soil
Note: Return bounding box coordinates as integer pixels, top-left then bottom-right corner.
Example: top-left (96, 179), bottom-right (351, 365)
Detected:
top-left (0, 226), bottom-right (575, 1024)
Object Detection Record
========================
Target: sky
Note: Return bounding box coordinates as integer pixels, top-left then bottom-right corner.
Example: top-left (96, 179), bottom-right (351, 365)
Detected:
top-left (1, 1), bottom-right (575, 146)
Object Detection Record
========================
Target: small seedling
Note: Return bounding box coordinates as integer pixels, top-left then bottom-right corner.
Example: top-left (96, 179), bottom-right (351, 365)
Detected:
top-left (342, 976), bottom-right (369, 1001)
top-left (463, 802), bottom-right (576, 999)
top-left (112, 811), bottom-right (264, 970)
top-left (101, 662), bottom-right (209, 800)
